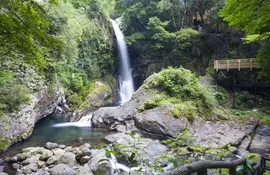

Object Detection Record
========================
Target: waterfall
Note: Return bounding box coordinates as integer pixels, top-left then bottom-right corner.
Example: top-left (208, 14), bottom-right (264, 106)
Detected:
top-left (111, 19), bottom-right (135, 103)
top-left (51, 113), bottom-right (92, 127)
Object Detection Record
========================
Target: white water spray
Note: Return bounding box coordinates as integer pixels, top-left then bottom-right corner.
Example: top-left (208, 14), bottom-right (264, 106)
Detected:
top-left (111, 19), bottom-right (135, 103)
top-left (51, 113), bottom-right (92, 127)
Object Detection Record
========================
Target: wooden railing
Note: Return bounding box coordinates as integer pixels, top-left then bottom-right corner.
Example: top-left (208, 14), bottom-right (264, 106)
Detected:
top-left (214, 58), bottom-right (259, 71)
top-left (164, 155), bottom-right (270, 175)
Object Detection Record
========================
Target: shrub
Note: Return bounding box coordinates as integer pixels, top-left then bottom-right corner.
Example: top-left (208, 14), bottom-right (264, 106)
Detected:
top-left (141, 67), bottom-right (219, 120)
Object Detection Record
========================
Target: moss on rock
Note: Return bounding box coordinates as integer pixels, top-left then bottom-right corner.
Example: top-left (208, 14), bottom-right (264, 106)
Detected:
top-left (140, 67), bottom-right (227, 121)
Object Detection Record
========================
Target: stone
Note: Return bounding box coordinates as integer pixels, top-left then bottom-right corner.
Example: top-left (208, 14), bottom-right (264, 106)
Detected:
top-left (0, 173), bottom-right (8, 175)
top-left (79, 143), bottom-right (91, 150)
top-left (12, 163), bottom-right (20, 169)
top-left (52, 148), bottom-right (65, 158)
top-left (0, 159), bottom-right (3, 165)
top-left (58, 152), bottom-right (77, 167)
top-left (237, 149), bottom-right (250, 157)
top-left (192, 121), bottom-right (254, 148)
top-left (22, 154), bottom-right (40, 166)
top-left (22, 163), bottom-right (38, 174)
top-left (50, 164), bottom-right (76, 175)
top-left (239, 136), bottom-right (252, 150)
top-left (105, 133), bottom-right (167, 162)
top-left (135, 105), bottom-right (188, 137)
top-left (88, 149), bottom-right (112, 175)
top-left (228, 146), bottom-right (238, 153)
top-left (8, 156), bottom-right (18, 163)
top-left (0, 166), bottom-right (4, 172)
top-left (45, 142), bottom-right (59, 150)
top-left (76, 164), bottom-right (94, 175)
top-left (40, 149), bottom-right (53, 160)
top-left (17, 153), bottom-right (27, 161)
top-left (75, 147), bottom-right (92, 162)
top-left (250, 125), bottom-right (270, 154)
top-left (58, 144), bottom-right (66, 149)
top-left (38, 161), bottom-right (45, 168)
top-left (80, 156), bottom-right (91, 165)
top-left (47, 156), bottom-right (57, 165)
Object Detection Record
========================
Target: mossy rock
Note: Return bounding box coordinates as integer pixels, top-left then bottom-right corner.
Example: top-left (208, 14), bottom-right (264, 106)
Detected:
top-left (0, 135), bottom-right (11, 151)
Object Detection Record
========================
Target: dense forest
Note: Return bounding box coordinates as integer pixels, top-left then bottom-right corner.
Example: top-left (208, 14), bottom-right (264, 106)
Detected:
top-left (0, 0), bottom-right (269, 113)
top-left (0, 0), bottom-right (270, 174)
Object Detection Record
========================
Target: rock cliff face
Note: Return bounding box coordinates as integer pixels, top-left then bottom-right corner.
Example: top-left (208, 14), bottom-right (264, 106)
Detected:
top-left (0, 82), bottom-right (65, 151)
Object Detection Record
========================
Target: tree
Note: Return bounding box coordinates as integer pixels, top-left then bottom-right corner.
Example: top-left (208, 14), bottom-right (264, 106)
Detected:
top-left (219, 0), bottom-right (270, 75)
top-left (0, 0), bottom-right (61, 70)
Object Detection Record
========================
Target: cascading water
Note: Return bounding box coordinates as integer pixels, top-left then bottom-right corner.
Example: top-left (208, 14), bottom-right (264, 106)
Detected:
top-left (52, 113), bottom-right (92, 127)
top-left (111, 19), bottom-right (135, 103)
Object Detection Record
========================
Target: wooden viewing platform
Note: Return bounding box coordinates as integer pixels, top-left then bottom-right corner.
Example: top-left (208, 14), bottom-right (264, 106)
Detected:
top-left (214, 58), bottom-right (260, 108)
top-left (214, 58), bottom-right (259, 71)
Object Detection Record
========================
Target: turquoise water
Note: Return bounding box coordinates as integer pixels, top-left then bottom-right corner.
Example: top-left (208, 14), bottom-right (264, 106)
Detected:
top-left (0, 115), bottom-right (115, 158)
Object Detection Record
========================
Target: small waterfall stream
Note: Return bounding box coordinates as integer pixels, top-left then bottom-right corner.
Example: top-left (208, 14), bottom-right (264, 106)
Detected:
top-left (111, 19), bottom-right (135, 103)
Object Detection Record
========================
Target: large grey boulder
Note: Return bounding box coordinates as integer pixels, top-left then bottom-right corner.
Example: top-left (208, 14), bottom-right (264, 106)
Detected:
top-left (88, 149), bottom-right (112, 175)
top-left (50, 164), bottom-right (76, 175)
top-left (192, 120), bottom-right (258, 148)
top-left (58, 152), bottom-right (77, 167)
top-left (70, 79), bottom-right (117, 122)
top-left (91, 87), bottom-right (156, 131)
top-left (105, 133), bottom-right (167, 162)
top-left (249, 125), bottom-right (270, 154)
top-left (134, 105), bottom-right (189, 137)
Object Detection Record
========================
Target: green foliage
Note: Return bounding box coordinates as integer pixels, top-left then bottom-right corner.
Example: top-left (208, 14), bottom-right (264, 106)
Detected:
top-left (215, 86), bottom-right (230, 108)
top-left (0, 69), bottom-right (30, 113)
top-left (170, 102), bottom-right (197, 122)
top-left (0, 0), bottom-right (62, 70)
top-left (141, 67), bottom-right (219, 120)
top-left (220, 0), bottom-right (270, 75)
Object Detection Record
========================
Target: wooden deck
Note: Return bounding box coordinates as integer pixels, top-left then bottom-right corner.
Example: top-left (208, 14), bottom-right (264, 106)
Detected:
top-left (214, 58), bottom-right (259, 71)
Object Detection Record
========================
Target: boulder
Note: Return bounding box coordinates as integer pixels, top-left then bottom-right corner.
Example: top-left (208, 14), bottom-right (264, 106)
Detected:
top-left (134, 105), bottom-right (188, 136)
top-left (52, 148), bottom-right (65, 159)
top-left (58, 152), bottom-right (77, 167)
top-left (40, 149), bottom-right (53, 161)
top-left (91, 87), bottom-right (155, 131)
top-left (22, 163), bottom-right (38, 174)
top-left (80, 156), bottom-right (91, 165)
top-left (22, 154), bottom-right (40, 165)
top-left (250, 125), bottom-right (270, 154)
top-left (45, 142), bottom-right (59, 150)
top-left (70, 79), bottom-right (117, 122)
top-left (47, 156), bottom-right (57, 165)
top-left (192, 121), bottom-right (256, 148)
top-left (50, 164), bottom-right (76, 175)
top-left (75, 164), bottom-right (94, 175)
top-left (105, 133), bottom-right (167, 162)
top-left (88, 149), bottom-right (112, 175)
